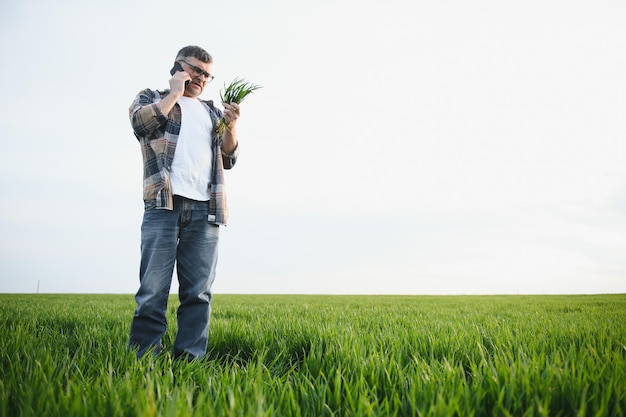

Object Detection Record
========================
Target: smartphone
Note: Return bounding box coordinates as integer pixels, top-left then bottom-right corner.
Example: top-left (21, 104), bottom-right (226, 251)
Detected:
top-left (170, 62), bottom-right (189, 86)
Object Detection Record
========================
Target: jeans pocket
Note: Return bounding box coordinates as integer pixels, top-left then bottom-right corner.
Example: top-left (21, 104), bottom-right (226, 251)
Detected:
top-left (206, 223), bottom-right (220, 237)
top-left (144, 200), bottom-right (156, 211)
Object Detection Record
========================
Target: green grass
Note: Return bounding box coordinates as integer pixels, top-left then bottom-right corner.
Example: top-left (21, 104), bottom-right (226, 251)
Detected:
top-left (0, 294), bottom-right (624, 416)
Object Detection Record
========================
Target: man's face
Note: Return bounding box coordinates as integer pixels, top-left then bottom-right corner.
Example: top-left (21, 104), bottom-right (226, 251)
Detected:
top-left (180, 57), bottom-right (213, 98)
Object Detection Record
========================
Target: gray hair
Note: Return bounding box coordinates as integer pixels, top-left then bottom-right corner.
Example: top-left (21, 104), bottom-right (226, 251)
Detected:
top-left (175, 45), bottom-right (213, 63)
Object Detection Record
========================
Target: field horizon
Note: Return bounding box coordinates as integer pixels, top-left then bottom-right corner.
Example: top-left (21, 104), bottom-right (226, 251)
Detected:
top-left (4, 291), bottom-right (625, 296)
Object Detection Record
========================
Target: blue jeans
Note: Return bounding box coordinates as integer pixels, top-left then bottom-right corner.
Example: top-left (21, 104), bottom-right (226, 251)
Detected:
top-left (129, 196), bottom-right (219, 359)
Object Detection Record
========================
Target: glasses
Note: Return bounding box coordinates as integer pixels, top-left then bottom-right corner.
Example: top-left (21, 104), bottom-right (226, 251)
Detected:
top-left (179, 59), bottom-right (214, 82)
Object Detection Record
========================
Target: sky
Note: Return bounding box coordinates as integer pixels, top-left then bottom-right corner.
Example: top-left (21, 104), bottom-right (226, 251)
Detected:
top-left (0, 0), bottom-right (625, 295)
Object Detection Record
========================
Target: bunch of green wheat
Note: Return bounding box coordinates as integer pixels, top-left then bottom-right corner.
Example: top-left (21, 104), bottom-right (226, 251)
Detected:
top-left (217, 78), bottom-right (261, 137)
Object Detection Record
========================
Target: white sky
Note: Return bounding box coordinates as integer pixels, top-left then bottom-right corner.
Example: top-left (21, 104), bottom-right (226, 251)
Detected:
top-left (1, 0), bottom-right (625, 294)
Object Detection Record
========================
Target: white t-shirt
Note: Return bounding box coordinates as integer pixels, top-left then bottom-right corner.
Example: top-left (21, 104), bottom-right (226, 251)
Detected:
top-left (170, 96), bottom-right (213, 201)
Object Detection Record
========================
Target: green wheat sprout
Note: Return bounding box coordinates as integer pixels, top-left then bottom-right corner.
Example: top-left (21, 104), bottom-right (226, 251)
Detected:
top-left (217, 77), bottom-right (262, 137)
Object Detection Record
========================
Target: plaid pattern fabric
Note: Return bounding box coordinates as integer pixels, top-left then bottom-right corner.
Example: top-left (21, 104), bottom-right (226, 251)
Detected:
top-left (129, 88), bottom-right (238, 225)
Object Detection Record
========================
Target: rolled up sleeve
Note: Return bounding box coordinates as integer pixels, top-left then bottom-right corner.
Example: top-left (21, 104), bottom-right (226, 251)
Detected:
top-left (222, 142), bottom-right (239, 170)
top-left (129, 89), bottom-right (168, 139)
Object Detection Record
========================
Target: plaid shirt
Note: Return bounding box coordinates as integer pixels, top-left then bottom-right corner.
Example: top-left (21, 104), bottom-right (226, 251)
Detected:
top-left (129, 88), bottom-right (238, 225)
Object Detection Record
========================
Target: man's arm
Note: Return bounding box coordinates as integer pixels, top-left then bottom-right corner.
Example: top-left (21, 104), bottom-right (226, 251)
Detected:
top-left (128, 71), bottom-right (189, 138)
top-left (221, 102), bottom-right (240, 154)
top-left (156, 70), bottom-right (188, 116)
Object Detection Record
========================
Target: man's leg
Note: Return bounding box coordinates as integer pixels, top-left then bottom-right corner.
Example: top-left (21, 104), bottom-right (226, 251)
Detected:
top-left (173, 198), bottom-right (219, 360)
top-left (129, 205), bottom-right (180, 358)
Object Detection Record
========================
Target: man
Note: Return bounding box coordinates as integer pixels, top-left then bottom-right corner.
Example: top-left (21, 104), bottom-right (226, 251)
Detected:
top-left (128, 45), bottom-right (240, 360)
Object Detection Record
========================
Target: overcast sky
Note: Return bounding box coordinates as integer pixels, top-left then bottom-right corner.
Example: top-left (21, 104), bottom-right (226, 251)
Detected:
top-left (1, 0), bottom-right (625, 295)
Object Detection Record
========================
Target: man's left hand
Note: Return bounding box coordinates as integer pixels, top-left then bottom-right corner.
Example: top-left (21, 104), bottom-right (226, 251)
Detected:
top-left (223, 103), bottom-right (240, 127)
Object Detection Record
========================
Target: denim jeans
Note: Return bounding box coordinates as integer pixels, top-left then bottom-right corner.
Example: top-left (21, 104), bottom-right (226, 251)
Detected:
top-left (129, 196), bottom-right (219, 359)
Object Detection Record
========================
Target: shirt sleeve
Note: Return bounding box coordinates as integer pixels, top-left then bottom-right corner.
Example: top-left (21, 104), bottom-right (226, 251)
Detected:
top-left (129, 89), bottom-right (168, 139)
top-left (222, 142), bottom-right (239, 170)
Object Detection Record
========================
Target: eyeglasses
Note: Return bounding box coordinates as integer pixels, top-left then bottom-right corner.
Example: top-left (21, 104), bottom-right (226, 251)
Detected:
top-left (179, 59), bottom-right (214, 82)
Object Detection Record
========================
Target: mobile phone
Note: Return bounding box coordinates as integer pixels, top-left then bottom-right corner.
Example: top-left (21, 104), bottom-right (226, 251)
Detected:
top-left (170, 62), bottom-right (189, 86)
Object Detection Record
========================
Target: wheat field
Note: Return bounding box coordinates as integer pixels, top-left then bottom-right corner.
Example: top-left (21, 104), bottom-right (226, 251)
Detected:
top-left (0, 293), bottom-right (624, 416)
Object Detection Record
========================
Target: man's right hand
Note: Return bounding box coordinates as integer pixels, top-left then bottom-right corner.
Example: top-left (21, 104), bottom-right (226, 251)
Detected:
top-left (158, 71), bottom-right (191, 116)
top-left (169, 71), bottom-right (191, 97)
